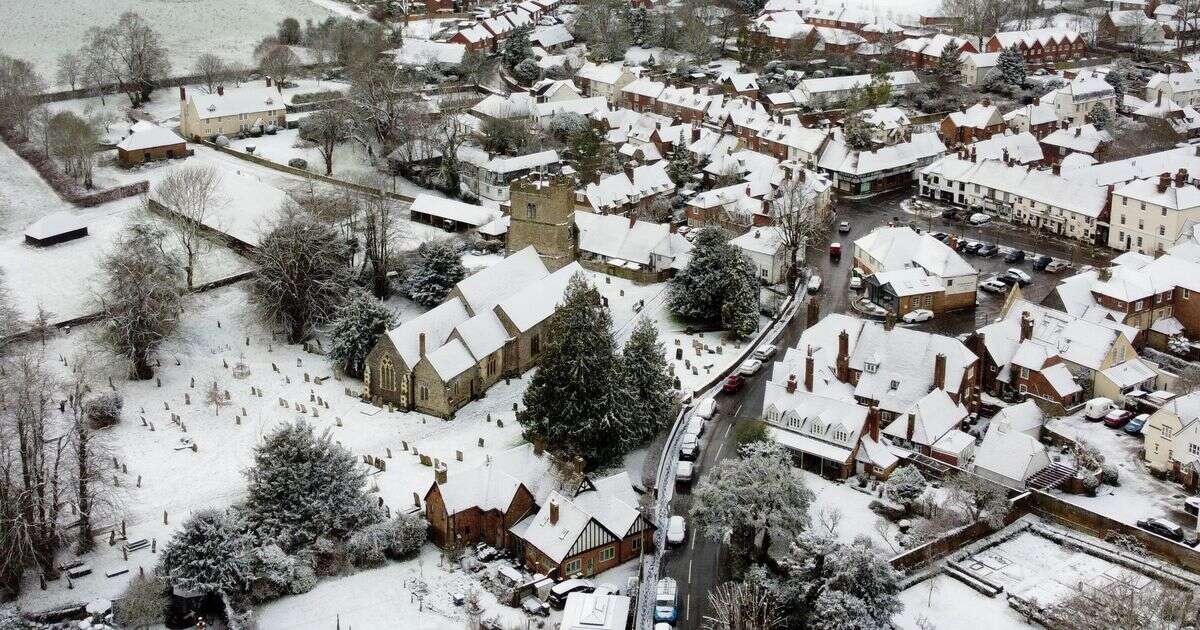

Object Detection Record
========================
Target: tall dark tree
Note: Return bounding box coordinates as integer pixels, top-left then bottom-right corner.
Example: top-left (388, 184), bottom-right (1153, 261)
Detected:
top-left (157, 509), bottom-right (250, 595)
top-left (569, 125), bottom-right (613, 185)
top-left (403, 240), bottom-right (466, 307)
top-left (328, 292), bottom-right (396, 378)
top-left (997, 46), bottom-right (1027, 87)
top-left (935, 41), bottom-right (963, 85)
top-left (622, 317), bottom-right (674, 446)
top-left (82, 11), bottom-right (171, 105)
top-left (669, 227), bottom-right (761, 338)
top-left (501, 25), bottom-right (534, 69)
top-left (520, 273), bottom-right (631, 469)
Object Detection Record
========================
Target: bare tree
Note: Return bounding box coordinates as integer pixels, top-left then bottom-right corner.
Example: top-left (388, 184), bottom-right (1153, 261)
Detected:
top-left (0, 54), bottom-right (47, 137)
top-left (55, 52), bottom-right (83, 91)
top-left (770, 175), bottom-right (828, 292)
top-left (0, 270), bottom-right (24, 350)
top-left (939, 0), bottom-right (1016, 49)
top-left (96, 221), bottom-right (185, 379)
top-left (257, 43), bottom-right (301, 87)
top-left (347, 59), bottom-right (421, 153)
top-left (153, 164), bottom-right (225, 289)
top-left (82, 11), bottom-right (172, 105)
top-left (192, 53), bottom-right (228, 94)
top-left (351, 174), bottom-right (405, 299)
top-left (299, 107), bottom-right (348, 176)
top-left (943, 473), bottom-right (1010, 529)
top-left (703, 580), bottom-right (783, 630)
top-left (250, 205), bottom-right (354, 343)
top-left (64, 353), bottom-right (118, 554)
top-left (48, 111), bottom-right (98, 188)
top-left (1045, 574), bottom-right (1199, 629)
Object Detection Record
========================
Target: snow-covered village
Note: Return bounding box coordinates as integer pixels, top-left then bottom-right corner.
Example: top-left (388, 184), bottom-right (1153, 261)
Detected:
top-left (7, 0), bottom-right (1200, 628)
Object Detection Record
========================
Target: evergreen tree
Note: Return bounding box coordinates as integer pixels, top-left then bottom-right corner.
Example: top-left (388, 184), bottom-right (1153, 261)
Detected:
top-left (569, 125), bottom-right (613, 185)
top-left (667, 142), bottom-right (694, 185)
top-left (242, 421), bottom-right (380, 551)
top-left (865, 65), bottom-right (894, 106)
top-left (722, 268), bottom-right (760, 340)
top-left (669, 227), bottom-right (761, 338)
top-left (622, 317), bottom-right (674, 446)
top-left (935, 41), bottom-right (963, 85)
top-left (328, 292), bottom-right (396, 378)
top-left (841, 107), bottom-right (874, 151)
top-left (1087, 103), bottom-right (1113, 131)
top-left (520, 273), bottom-right (632, 469)
top-left (403, 240), bottom-right (466, 307)
top-left (883, 464), bottom-right (927, 510)
top-left (1107, 60), bottom-right (1128, 111)
top-left (997, 46), bottom-right (1027, 87)
top-left (621, 4), bottom-right (652, 44)
top-left (502, 25), bottom-right (534, 69)
top-left (157, 509), bottom-right (250, 595)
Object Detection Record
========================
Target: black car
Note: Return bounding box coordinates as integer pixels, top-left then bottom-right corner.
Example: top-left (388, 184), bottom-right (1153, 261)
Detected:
top-left (1138, 518), bottom-right (1186, 542)
top-left (996, 274), bottom-right (1020, 286)
top-left (1004, 249), bottom-right (1026, 263)
top-left (962, 242), bottom-right (982, 255)
top-left (1032, 255), bottom-right (1053, 271)
top-left (942, 209), bottom-right (960, 221)
top-left (976, 243), bottom-right (999, 257)
top-left (930, 232), bottom-right (949, 242)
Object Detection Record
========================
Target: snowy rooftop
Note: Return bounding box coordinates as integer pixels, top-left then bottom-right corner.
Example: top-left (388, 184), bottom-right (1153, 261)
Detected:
top-left (24, 210), bottom-right (86, 241)
top-left (116, 121), bottom-right (185, 151)
top-left (189, 86), bottom-right (283, 120)
top-left (410, 193), bottom-right (497, 227)
top-left (387, 39), bottom-right (466, 66)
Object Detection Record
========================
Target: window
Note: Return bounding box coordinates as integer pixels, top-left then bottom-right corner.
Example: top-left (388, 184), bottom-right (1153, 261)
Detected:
top-left (865, 362), bottom-right (879, 374)
top-left (487, 354), bottom-right (497, 377)
top-left (1163, 426), bottom-right (1174, 439)
top-left (1191, 444), bottom-right (1200, 457)
top-left (1160, 226), bottom-right (1166, 236)
top-left (632, 537), bottom-right (641, 551)
top-left (419, 384), bottom-right (429, 401)
top-left (599, 546), bottom-right (616, 562)
top-left (525, 202), bottom-right (537, 219)
top-left (531, 334), bottom-right (541, 356)
top-left (1020, 367), bottom-right (1029, 379)
top-left (1135, 300), bottom-right (1143, 310)
top-left (565, 559), bottom-right (581, 575)
top-left (1138, 220), bottom-right (1144, 230)
top-left (381, 356), bottom-right (396, 390)
top-left (1185, 289), bottom-right (1191, 300)
top-left (1120, 215), bottom-right (1125, 225)
top-left (1163, 207), bottom-right (1168, 217)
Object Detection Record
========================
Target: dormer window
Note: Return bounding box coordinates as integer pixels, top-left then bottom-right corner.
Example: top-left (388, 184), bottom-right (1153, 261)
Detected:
top-left (865, 362), bottom-right (879, 374)
top-left (889, 379), bottom-right (900, 390)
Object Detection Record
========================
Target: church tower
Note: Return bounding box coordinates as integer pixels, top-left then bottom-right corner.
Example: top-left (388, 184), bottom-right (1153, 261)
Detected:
top-left (506, 175), bottom-right (578, 271)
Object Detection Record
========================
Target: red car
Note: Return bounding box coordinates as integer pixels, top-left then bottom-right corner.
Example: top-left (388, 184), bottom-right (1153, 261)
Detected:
top-left (722, 375), bottom-right (745, 393)
top-left (1103, 409), bottom-right (1134, 428)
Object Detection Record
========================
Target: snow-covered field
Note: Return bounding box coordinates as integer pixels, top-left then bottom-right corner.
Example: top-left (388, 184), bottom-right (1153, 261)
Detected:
top-left (0, 0), bottom-right (336, 86)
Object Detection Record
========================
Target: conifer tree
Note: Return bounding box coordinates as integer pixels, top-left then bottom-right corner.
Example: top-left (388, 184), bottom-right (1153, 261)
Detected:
top-left (622, 317), bottom-right (674, 446)
top-left (328, 292), bottom-right (396, 378)
top-left (722, 270), bottom-right (760, 340)
top-left (997, 46), bottom-right (1027, 87)
top-left (669, 227), bottom-right (761, 339)
top-left (157, 509), bottom-right (250, 595)
top-left (935, 41), bottom-right (963, 85)
top-left (403, 240), bottom-right (466, 307)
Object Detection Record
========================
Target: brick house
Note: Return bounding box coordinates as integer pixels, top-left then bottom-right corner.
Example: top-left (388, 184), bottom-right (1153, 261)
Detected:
top-left (853, 226), bottom-right (979, 314)
top-left (620, 77), bottom-right (666, 113)
top-left (116, 121), bottom-right (189, 167)
top-left (984, 28), bottom-right (1087, 65)
top-left (939, 100), bottom-right (1005, 147)
top-left (894, 34), bottom-right (977, 69)
top-left (1003, 104), bottom-right (1060, 139)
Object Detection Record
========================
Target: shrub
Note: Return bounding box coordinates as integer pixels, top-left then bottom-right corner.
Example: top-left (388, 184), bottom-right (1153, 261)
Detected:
top-left (290, 563), bottom-right (318, 594)
top-left (513, 58), bottom-right (540, 84)
top-left (1081, 473), bottom-right (1100, 496)
top-left (306, 537), bottom-right (343, 577)
top-left (85, 392), bottom-right (123, 429)
top-left (115, 575), bottom-right (168, 629)
top-left (347, 524), bottom-right (390, 568)
top-left (1101, 464), bottom-right (1120, 486)
top-left (387, 513), bottom-right (427, 560)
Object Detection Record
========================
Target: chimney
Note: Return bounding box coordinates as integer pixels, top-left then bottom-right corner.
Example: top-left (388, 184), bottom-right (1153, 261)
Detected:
top-left (970, 147), bottom-right (977, 162)
top-left (806, 299), bottom-right (820, 329)
top-left (179, 86), bottom-right (186, 101)
top-left (1075, 127), bottom-right (1081, 137)
top-left (435, 463), bottom-right (447, 484)
top-left (266, 76), bottom-right (272, 88)
top-left (669, 222), bottom-right (677, 233)
top-left (692, 123), bottom-right (701, 143)
top-left (982, 96), bottom-right (991, 107)
top-left (805, 346), bottom-right (815, 392)
top-left (786, 373), bottom-right (798, 393)
top-left (419, 332), bottom-right (426, 358)
top-left (933, 353), bottom-right (946, 391)
top-left (1020, 311), bottom-right (1034, 341)
top-left (1002, 148), bottom-right (1010, 164)
top-left (754, 229), bottom-right (761, 239)
top-left (1052, 162), bottom-right (1061, 176)
top-left (1159, 172), bottom-right (1172, 193)
top-left (1157, 91), bottom-right (1163, 107)
top-left (217, 85), bottom-right (224, 96)
top-left (1177, 168), bottom-right (1189, 188)
top-left (624, 160), bottom-right (635, 181)
top-left (836, 329), bottom-right (850, 382)
top-left (884, 311), bottom-right (896, 331)
top-left (867, 406), bottom-right (880, 441)
top-left (549, 499), bottom-right (560, 525)
top-left (532, 439), bottom-right (544, 456)
top-left (905, 412), bottom-right (915, 441)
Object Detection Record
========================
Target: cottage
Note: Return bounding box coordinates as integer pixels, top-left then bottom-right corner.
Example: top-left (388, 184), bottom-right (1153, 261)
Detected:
top-left (575, 62), bottom-right (639, 103)
top-left (940, 101), bottom-right (1006, 147)
top-left (1040, 123), bottom-right (1111, 164)
top-left (179, 81), bottom-right (287, 139)
top-left (882, 389), bottom-right (970, 457)
top-left (894, 34), bottom-right (976, 69)
top-left (116, 121), bottom-right (188, 167)
top-left (853, 226), bottom-right (978, 313)
top-left (960, 52), bottom-right (1002, 86)
top-left (972, 420), bottom-right (1051, 489)
top-left (731, 228), bottom-right (788, 284)
top-left (573, 212), bottom-right (691, 278)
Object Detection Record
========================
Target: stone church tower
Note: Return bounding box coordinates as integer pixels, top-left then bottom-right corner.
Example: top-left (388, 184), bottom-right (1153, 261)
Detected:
top-left (506, 175), bottom-right (578, 271)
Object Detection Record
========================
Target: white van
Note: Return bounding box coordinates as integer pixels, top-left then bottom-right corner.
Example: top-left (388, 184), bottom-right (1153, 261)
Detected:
top-left (1083, 397), bottom-right (1114, 421)
top-left (694, 398), bottom-right (717, 420)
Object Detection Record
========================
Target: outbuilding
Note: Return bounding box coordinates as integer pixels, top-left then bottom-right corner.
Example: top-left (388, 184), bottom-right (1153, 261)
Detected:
top-left (25, 211), bottom-right (88, 247)
top-left (115, 122), bottom-right (189, 167)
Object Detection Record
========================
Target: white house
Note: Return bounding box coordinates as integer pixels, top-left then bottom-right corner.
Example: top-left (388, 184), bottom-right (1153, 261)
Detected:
top-left (796, 71), bottom-right (920, 107)
top-left (961, 52), bottom-right (1002, 86)
top-left (1146, 71), bottom-right (1200, 108)
top-left (1040, 71), bottom-right (1117, 127)
top-left (731, 228), bottom-right (788, 284)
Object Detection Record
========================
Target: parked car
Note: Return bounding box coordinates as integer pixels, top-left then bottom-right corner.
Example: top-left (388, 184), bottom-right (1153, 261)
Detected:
top-left (1005, 268), bottom-right (1033, 286)
top-left (739, 359), bottom-right (763, 376)
top-left (654, 579), bottom-right (679, 623)
top-left (549, 579), bottom-right (596, 609)
top-left (1004, 249), bottom-right (1026, 263)
top-left (1084, 397), bottom-right (1114, 421)
top-left (942, 208), bottom-right (959, 221)
top-left (522, 597), bottom-right (550, 616)
top-left (675, 462), bottom-right (694, 485)
top-left (753, 344), bottom-right (777, 361)
top-left (996, 274), bottom-right (1021, 287)
top-left (961, 241), bottom-right (981, 255)
top-left (930, 231), bottom-right (949, 241)
top-left (976, 243), bottom-right (999, 257)
top-left (838, 221), bottom-right (851, 233)
top-left (849, 276), bottom-right (863, 290)
top-left (1186, 496), bottom-right (1200, 517)
top-left (968, 212), bottom-right (992, 225)
top-left (1124, 413), bottom-right (1149, 435)
top-left (722, 374), bottom-right (745, 393)
top-left (807, 275), bottom-right (823, 293)
top-left (1031, 255), bottom-right (1053, 271)
top-left (902, 309), bottom-right (934, 323)
top-left (666, 516), bottom-right (687, 546)
top-left (1138, 517), bottom-right (1185, 542)
top-left (684, 416), bottom-right (705, 439)
top-left (859, 299), bottom-right (888, 316)
top-left (678, 434), bottom-right (699, 461)
top-left (980, 278), bottom-right (1009, 294)
top-left (1045, 260), bottom-right (1072, 273)
top-left (694, 398), bottom-right (717, 420)
top-left (1103, 409), bottom-right (1134, 428)
top-left (829, 243), bottom-right (841, 262)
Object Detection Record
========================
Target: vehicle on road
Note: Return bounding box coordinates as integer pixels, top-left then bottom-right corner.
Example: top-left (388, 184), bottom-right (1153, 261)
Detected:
top-left (685, 416), bottom-right (705, 438)
top-left (694, 398), bottom-right (717, 420)
top-left (849, 276), bottom-right (863, 290)
top-left (976, 243), bottom-right (999, 257)
top-left (666, 516), bottom-right (687, 546)
top-left (739, 359), bottom-right (763, 376)
top-left (1138, 517), bottom-right (1185, 542)
top-left (1124, 413), bottom-right (1149, 435)
top-left (943, 208), bottom-right (959, 221)
top-left (829, 243), bottom-right (841, 263)
top-left (980, 278), bottom-right (1008, 294)
top-left (678, 434), bottom-right (699, 461)
top-left (1005, 268), bottom-right (1033, 286)
top-left (1103, 409), bottom-right (1134, 428)
top-left (968, 212), bottom-right (992, 225)
top-left (549, 580), bottom-right (596, 609)
top-left (1084, 397), bottom-right (1114, 421)
top-left (723, 374), bottom-right (745, 393)
top-left (839, 221), bottom-right (851, 233)
top-left (857, 298), bottom-right (888, 316)
top-left (1031, 255), bottom-right (1052, 271)
top-left (1045, 260), bottom-right (1071, 273)
top-left (675, 461), bottom-right (694, 485)
top-left (1004, 249), bottom-right (1026, 263)
top-left (753, 344), bottom-right (777, 361)
top-left (902, 309), bottom-right (934, 323)
top-left (961, 240), bottom-right (981, 255)
top-left (807, 275), bottom-right (823, 293)
top-left (654, 579), bottom-right (679, 623)
top-left (1186, 496), bottom-right (1200, 517)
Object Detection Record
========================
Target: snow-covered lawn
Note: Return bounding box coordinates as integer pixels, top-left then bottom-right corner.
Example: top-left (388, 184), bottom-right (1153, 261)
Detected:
top-left (895, 574), bottom-right (1037, 630)
top-left (1045, 414), bottom-right (1190, 528)
top-left (806, 474), bottom-right (900, 551)
top-left (0, 0), bottom-right (336, 86)
top-left (227, 128), bottom-right (377, 183)
top-left (0, 141), bottom-right (76, 236)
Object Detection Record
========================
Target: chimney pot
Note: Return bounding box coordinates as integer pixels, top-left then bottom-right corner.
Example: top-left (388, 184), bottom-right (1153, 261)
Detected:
top-left (419, 332), bottom-right (427, 358)
top-left (217, 85), bottom-right (224, 96)
top-left (549, 499), bottom-right (560, 525)
top-left (933, 353), bottom-right (946, 391)
top-left (1020, 311), bottom-right (1034, 341)
top-left (805, 346), bottom-right (815, 392)
top-left (786, 373), bottom-right (798, 393)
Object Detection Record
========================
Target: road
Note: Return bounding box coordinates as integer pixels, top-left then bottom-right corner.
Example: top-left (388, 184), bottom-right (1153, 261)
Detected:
top-left (654, 191), bottom-right (1119, 629)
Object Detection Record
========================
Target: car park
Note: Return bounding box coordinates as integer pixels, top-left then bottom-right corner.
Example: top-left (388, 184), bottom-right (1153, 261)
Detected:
top-left (723, 374), bottom-right (745, 393)
top-left (1103, 409), bottom-right (1134, 428)
top-left (902, 309), bottom-right (934, 323)
top-left (1031, 255), bottom-right (1053, 271)
top-left (968, 212), bottom-right (991, 225)
top-left (753, 344), bottom-right (777, 361)
top-left (807, 275), bottom-right (823, 293)
top-left (1124, 413), bottom-right (1149, 435)
top-left (1045, 260), bottom-right (1071, 273)
top-left (549, 580), bottom-right (596, 609)
top-left (1138, 517), bottom-right (1185, 542)
top-left (1004, 249), bottom-right (1026, 263)
top-left (678, 434), bottom-right (699, 461)
top-left (1005, 268), bottom-right (1032, 286)
top-left (980, 278), bottom-right (1008, 294)
top-left (666, 516), bottom-right (687, 546)
top-left (839, 221), bottom-right (851, 233)
top-left (694, 398), bottom-right (717, 420)
top-left (976, 243), bottom-right (999, 257)
top-left (739, 359), bottom-right (763, 376)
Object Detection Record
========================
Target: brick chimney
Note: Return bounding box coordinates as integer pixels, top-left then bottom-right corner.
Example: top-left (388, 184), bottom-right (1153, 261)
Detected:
top-left (1159, 172), bottom-right (1172, 193)
top-left (1177, 168), bottom-right (1189, 188)
top-left (785, 373), bottom-right (797, 393)
top-left (692, 123), bottom-right (701, 143)
top-left (419, 332), bottom-right (427, 358)
top-left (435, 463), bottom-right (447, 484)
top-left (970, 146), bottom-right (977, 162)
top-left (1157, 91), bottom-right (1163, 107)
top-left (1052, 162), bottom-right (1061, 176)
top-left (1075, 127), bottom-right (1081, 137)
top-left (1020, 311), bottom-right (1034, 341)
top-left (629, 211), bottom-right (637, 228)
top-left (804, 346), bottom-right (815, 392)
top-left (217, 85), bottom-right (224, 96)
top-left (884, 311), bottom-right (896, 331)
top-left (1002, 148), bottom-right (1010, 164)
top-left (866, 406), bottom-right (880, 441)
top-left (179, 86), bottom-right (186, 101)
top-left (836, 330), bottom-right (850, 382)
top-left (549, 499), bottom-right (560, 525)
top-left (266, 76), bottom-right (272, 88)
top-left (933, 353), bottom-right (946, 391)
top-left (905, 412), bottom-right (915, 441)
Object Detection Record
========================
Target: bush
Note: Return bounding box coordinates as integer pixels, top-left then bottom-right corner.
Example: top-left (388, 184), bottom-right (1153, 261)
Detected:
top-left (249, 544), bottom-right (297, 602)
top-left (347, 524), bottom-right (390, 568)
top-left (85, 392), bottom-right (123, 429)
top-left (1101, 464), bottom-right (1120, 486)
top-left (115, 575), bottom-right (167, 629)
top-left (387, 513), bottom-right (427, 560)
top-left (305, 537), bottom-right (343, 577)
top-left (513, 58), bottom-right (540, 84)
top-left (290, 563), bottom-right (318, 594)
top-left (1081, 473), bottom-right (1100, 496)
